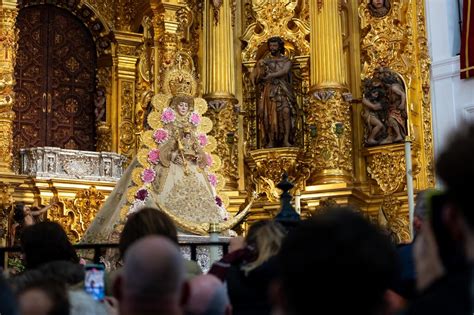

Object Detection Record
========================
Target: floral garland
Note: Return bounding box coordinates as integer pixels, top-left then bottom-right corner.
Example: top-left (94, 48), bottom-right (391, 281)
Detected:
top-left (128, 106), bottom-right (224, 217)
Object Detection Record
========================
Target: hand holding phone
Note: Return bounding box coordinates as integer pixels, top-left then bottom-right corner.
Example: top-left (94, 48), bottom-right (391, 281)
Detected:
top-left (84, 264), bottom-right (105, 301)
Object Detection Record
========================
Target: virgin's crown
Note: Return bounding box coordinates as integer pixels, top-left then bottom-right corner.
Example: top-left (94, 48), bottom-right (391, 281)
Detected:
top-left (163, 54), bottom-right (197, 97)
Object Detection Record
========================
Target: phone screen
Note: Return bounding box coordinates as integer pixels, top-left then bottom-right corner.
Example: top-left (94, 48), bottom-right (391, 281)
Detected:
top-left (84, 264), bottom-right (105, 301)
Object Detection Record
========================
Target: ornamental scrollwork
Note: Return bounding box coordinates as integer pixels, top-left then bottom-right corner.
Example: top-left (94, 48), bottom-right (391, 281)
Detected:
top-left (366, 149), bottom-right (406, 194)
top-left (48, 186), bottom-right (106, 243)
top-left (380, 195), bottom-right (411, 244)
top-left (241, 0), bottom-right (310, 61)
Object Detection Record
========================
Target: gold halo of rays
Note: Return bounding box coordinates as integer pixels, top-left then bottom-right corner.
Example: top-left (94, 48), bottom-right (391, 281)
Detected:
top-left (152, 93), bottom-right (172, 112)
top-left (137, 148), bottom-right (151, 168)
top-left (141, 130), bottom-right (157, 149)
top-left (210, 154), bottom-right (222, 172)
top-left (194, 97), bottom-right (208, 115)
top-left (204, 135), bottom-right (217, 153)
top-left (220, 193), bottom-right (230, 208)
top-left (147, 111), bottom-right (163, 130)
top-left (198, 117), bottom-right (213, 134)
top-left (132, 167), bottom-right (144, 187)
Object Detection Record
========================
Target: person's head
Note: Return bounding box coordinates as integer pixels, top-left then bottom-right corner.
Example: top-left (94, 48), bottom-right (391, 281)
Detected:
top-left (177, 101), bottom-right (189, 116)
top-left (21, 221), bottom-right (79, 269)
top-left (185, 274), bottom-right (231, 315)
top-left (13, 202), bottom-right (26, 224)
top-left (274, 208), bottom-right (398, 315)
top-left (171, 95), bottom-right (194, 116)
top-left (242, 220), bottom-right (286, 273)
top-left (115, 236), bottom-right (187, 315)
top-left (119, 208), bottom-right (178, 259)
top-left (17, 278), bottom-right (69, 315)
top-left (267, 36), bottom-right (285, 56)
top-left (36, 261), bottom-right (84, 287)
top-left (371, 0), bottom-right (385, 9)
top-left (436, 123), bottom-right (474, 260)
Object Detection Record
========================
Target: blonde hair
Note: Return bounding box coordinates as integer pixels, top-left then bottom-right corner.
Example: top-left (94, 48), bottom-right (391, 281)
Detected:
top-left (242, 221), bottom-right (286, 273)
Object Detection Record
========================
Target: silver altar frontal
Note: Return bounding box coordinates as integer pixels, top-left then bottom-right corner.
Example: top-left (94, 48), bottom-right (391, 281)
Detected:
top-left (19, 147), bottom-right (127, 181)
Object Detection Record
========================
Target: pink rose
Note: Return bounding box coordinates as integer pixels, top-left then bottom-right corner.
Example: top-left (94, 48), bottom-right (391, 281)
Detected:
top-left (206, 153), bottom-right (213, 167)
top-left (208, 173), bottom-right (218, 187)
top-left (141, 168), bottom-right (156, 183)
top-left (135, 188), bottom-right (149, 201)
top-left (153, 129), bottom-right (169, 144)
top-left (198, 133), bottom-right (208, 147)
top-left (161, 107), bottom-right (176, 124)
top-left (148, 149), bottom-right (160, 164)
top-left (189, 112), bottom-right (201, 126)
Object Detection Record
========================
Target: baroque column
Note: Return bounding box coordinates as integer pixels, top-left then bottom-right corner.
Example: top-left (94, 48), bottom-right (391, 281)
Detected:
top-left (112, 32), bottom-right (142, 160)
top-left (0, 1), bottom-right (17, 173)
top-left (202, 0), bottom-right (239, 189)
top-left (307, 0), bottom-right (353, 184)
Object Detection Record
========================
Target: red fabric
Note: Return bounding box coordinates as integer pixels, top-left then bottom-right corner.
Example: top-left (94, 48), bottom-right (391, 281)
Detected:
top-left (461, 0), bottom-right (474, 79)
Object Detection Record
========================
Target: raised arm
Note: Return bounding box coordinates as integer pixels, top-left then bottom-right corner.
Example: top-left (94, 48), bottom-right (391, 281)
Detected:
top-left (362, 97), bottom-right (382, 111)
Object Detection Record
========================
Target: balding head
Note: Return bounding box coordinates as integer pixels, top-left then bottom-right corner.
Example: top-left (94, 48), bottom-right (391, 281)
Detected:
top-left (185, 275), bottom-right (231, 315)
top-left (117, 236), bottom-right (185, 315)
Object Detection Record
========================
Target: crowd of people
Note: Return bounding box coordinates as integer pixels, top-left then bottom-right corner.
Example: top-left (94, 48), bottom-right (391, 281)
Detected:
top-left (2, 123), bottom-right (474, 315)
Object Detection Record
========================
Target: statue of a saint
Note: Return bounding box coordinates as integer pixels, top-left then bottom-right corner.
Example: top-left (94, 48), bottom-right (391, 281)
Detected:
top-left (83, 63), bottom-right (230, 241)
top-left (252, 37), bottom-right (296, 148)
top-left (368, 0), bottom-right (390, 17)
top-left (362, 68), bottom-right (407, 146)
top-left (94, 88), bottom-right (106, 123)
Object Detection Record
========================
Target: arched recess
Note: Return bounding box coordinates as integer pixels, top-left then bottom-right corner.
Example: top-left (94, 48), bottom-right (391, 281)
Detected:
top-left (13, 5), bottom-right (99, 154)
top-left (13, 1), bottom-right (115, 161)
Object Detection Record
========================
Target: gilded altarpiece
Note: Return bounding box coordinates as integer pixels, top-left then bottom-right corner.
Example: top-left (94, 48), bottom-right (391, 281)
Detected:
top-left (0, 0), bottom-right (434, 246)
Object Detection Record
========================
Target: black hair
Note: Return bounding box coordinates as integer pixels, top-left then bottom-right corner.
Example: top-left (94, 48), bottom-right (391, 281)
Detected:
top-left (16, 276), bottom-right (70, 315)
top-left (436, 123), bottom-right (474, 228)
top-left (13, 203), bottom-right (26, 224)
top-left (267, 36), bottom-right (285, 54)
top-left (119, 208), bottom-right (178, 259)
top-left (277, 207), bottom-right (398, 315)
top-left (20, 221), bottom-right (79, 269)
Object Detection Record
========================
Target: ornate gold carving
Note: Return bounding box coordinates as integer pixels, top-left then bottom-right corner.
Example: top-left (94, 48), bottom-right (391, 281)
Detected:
top-left (380, 195), bottom-right (411, 244)
top-left (211, 0), bottom-right (223, 24)
top-left (163, 55), bottom-right (198, 96)
top-left (306, 91), bottom-right (353, 183)
top-left (366, 147), bottom-right (406, 194)
top-left (416, 0), bottom-right (435, 187)
top-left (241, 0), bottom-right (310, 61)
top-left (205, 101), bottom-right (239, 188)
top-left (115, 0), bottom-right (134, 31)
top-left (359, 0), bottom-right (434, 194)
top-left (85, 0), bottom-right (114, 27)
top-left (0, 5), bottom-right (17, 173)
top-left (49, 186), bottom-right (105, 243)
top-left (247, 148), bottom-right (307, 202)
top-left (0, 183), bottom-right (13, 247)
top-left (119, 81), bottom-right (135, 158)
top-left (359, 0), bottom-right (413, 80)
top-left (96, 122), bottom-right (112, 152)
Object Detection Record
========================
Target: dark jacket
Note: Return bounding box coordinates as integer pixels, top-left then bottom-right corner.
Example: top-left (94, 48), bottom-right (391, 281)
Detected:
top-left (405, 266), bottom-right (473, 315)
top-left (225, 257), bottom-right (277, 315)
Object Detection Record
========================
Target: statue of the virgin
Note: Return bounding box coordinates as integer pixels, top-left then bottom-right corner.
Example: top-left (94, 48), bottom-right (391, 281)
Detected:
top-left (83, 57), bottom-right (249, 242)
